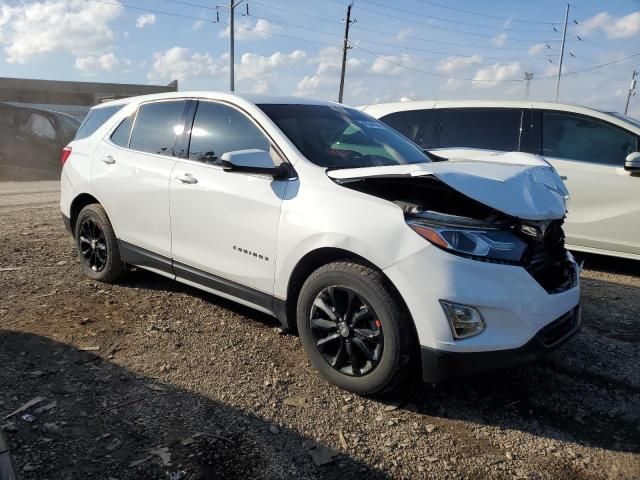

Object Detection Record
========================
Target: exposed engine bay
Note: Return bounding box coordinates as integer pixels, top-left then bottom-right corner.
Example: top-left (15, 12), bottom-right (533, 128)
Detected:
top-left (339, 175), bottom-right (577, 293)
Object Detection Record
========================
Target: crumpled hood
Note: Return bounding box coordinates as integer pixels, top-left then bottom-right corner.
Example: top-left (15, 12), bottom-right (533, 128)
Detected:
top-left (327, 161), bottom-right (569, 221)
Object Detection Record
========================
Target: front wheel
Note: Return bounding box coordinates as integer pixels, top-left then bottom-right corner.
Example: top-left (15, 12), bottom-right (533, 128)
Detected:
top-left (297, 261), bottom-right (416, 395)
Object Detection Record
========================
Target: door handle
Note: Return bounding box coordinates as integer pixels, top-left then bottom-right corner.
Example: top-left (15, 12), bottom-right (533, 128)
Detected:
top-left (175, 173), bottom-right (198, 184)
top-left (100, 155), bottom-right (116, 165)
top-left (560, 176), bottom-right (568, 180)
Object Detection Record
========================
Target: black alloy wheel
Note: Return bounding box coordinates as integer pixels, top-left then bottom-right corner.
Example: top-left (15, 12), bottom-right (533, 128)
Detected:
top-left (78, 218), bottom-right (108, 272)
top-left (309, 286), bottom-right (384, 377)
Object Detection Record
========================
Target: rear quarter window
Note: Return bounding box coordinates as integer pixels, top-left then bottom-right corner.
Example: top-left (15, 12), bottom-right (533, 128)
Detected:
top-left (74, 105), bottom-right (122, 140)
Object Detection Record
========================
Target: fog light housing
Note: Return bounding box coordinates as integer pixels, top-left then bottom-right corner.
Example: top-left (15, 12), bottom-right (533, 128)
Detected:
top-left (439, 300), bottom-right (485, 339)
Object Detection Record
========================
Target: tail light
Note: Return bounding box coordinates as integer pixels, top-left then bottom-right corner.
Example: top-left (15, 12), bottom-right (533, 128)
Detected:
top-left (61, 146), bottom-right (72, 166)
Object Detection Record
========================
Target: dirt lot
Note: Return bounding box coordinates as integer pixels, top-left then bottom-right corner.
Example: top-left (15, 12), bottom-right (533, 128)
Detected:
top-left (0, 181), bottom-right (638, 479)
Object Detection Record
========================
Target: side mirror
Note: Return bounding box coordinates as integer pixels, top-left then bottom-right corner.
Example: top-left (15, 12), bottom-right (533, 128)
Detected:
top-left (220, 149), bottom-right (289, 178)
top-left (625, 152), bottom-right (640, 173)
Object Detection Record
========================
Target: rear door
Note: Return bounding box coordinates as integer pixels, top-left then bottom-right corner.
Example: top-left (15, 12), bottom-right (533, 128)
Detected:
top-left (170, 100), bottom-right (289, 307)
top-left (537, 110), bottom-right (640, 256)
top-left (432, 107), bottom-right (526, 160)
top-left (92, 99), bottom-right (190, 265)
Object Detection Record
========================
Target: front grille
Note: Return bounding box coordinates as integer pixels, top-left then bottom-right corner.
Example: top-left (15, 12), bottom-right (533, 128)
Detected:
top-left (520, 220), bottom-right (575, 293)
top-left (536, 306), bottom-right (580, 347)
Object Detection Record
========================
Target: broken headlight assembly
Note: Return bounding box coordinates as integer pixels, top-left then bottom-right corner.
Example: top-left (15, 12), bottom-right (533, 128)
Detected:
top-left (407, 211), bottom-right (528, 263)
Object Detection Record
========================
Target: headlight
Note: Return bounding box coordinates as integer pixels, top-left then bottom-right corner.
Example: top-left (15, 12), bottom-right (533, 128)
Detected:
top-left (408, 219), bottom-right (527, 263)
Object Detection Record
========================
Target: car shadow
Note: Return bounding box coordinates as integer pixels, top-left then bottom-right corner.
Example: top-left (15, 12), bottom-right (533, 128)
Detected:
top-left (0, 329), bottom-right (388, 480)
top-left (113, 268), bottom-right (640, 456)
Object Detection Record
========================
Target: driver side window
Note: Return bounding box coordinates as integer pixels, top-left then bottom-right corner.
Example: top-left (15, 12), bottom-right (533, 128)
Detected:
top-left (188, 101), bottom-right (270, 164)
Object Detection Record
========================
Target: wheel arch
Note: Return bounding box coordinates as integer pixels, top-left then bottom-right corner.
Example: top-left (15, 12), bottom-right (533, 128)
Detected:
top-left (282, 247), bottom-right (419, 345)
top-left (69, 193), bottom-right (101, 234)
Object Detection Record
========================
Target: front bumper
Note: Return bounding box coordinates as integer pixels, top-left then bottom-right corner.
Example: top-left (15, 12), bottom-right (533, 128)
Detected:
top-left (421, 305), bottom-right (581, 382)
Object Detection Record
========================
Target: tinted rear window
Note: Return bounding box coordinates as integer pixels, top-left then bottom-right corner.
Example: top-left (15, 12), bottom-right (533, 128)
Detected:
top-left (129, 100), bottom-right (188, 156)
top-left (74, 105), bottom-right (122, 140)
top-left (439, 108), bottom-right (522, 151)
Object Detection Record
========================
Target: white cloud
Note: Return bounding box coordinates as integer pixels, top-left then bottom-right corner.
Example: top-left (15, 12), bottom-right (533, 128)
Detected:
top-left (528, 43), bottom-right (546, 56)
top-left (237, 50), bottom-right (306, 81)
top-left (472, 62), bottom-right (522, 88)
top-left (75, 53), bottom-right (120, 72)
top-left (396, 27), bottom-right (413, 42)
top-left (492, 32), bottom-right (508, 47)
top-left (136, 13), bottom-right (156, 29)
top-left (370, 54), bottom-right (415, 76)
top-left (578, 11), bottom-right (640, 39)
top-left (0, 0), bottom-right (122, 64)
top-left (192, 19), bottom-right (205, 31)
top-left (219, 18), bottom-right (280, 41)
top-left (436, 54), bottom-right (482, 74)
top-left (148, 47), bottom-right (217, 83)
top-left (296, 47), bottom-right (367, 97)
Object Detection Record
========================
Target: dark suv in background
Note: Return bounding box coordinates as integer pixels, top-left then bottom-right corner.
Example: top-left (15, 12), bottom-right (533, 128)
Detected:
top-left (0, 102), bottom-right (80, 181)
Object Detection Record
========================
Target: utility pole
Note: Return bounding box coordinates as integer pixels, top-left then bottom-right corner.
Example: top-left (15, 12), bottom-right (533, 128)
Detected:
top-left (554, 3), bottom-right (570, 102)
top-left (221, 0), bottom-right (245, 92)
top-left (524, 72), bottom-right (534, 99)
top-left (624, 69), bottom-right (637, 115)
top-left (230, 0), bottom-right (235, 92)
top-left (338, 3), bottom-right (355, 103)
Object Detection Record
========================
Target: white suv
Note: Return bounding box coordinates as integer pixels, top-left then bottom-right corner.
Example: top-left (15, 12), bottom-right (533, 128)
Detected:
top-left (362, 100), bottom-right (640, 260)
top-left (61, 92), bottom-right (580, 394)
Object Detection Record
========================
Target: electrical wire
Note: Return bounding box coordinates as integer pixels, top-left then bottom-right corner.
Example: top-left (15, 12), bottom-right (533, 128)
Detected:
top-left (413, 0), bottom-right (562, 25)
top-left (356, 0), bottom-right (554, 33)
top-left (352, 43), bottom-right (640, 82)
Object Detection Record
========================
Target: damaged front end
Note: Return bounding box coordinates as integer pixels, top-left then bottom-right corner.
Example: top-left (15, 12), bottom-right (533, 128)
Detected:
top-left (334, 173), bottom-right (577, 294)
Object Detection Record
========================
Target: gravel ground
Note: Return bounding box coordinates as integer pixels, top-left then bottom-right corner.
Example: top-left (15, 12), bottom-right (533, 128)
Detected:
top-left (0, 181), bottom-right (638, 480)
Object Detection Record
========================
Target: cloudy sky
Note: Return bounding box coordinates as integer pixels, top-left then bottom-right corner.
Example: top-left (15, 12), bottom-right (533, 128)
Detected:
top-left (0, 0), bottom-right (639, 116)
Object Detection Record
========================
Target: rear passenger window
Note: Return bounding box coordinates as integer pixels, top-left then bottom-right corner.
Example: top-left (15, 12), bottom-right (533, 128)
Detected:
top-left (188, 101), bottom-right (270, 164)
top-left (380, 110), bottom-right (436, 148)
top-left (439, 108), bottom-right (522, 151)
top-left (110, 115), bottom-right (134, 147)
top-left (75, 105), bottom-right (121, 140)
top-left (129, 100), bottom-right (188, 156)
top-left (542, 111), bottom-right (637, 166)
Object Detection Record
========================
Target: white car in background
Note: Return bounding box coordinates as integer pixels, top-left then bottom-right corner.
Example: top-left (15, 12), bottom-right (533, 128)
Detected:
top-left (60, 93), bottom-right (579, 394)
top-left (362, 100), bottom-right (640, 260)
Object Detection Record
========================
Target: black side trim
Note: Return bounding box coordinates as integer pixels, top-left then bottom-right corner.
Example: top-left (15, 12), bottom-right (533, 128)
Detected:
top-left (120, 240), bottom-right (173, 275)
top-left (62, 213), bottom-right (73, 236)
top-left (421, 305), bottom-right (581, 383)
top-left (118, 240), bottom-right (289, 326)
top-left (173, 261), bottom-right (273, 311)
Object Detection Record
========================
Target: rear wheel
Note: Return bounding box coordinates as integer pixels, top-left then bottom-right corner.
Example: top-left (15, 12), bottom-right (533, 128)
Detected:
top-left (297, 261), bottom-right (415, 395)
top-left (74, 204), bottom-right (125, 283)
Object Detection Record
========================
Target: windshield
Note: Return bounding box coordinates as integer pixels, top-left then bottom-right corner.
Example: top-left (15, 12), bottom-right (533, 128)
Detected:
top-left (258, 104), bottom-right (430, 168)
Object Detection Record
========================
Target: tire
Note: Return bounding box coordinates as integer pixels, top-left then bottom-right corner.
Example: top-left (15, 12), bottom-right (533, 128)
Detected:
top-left (297, 261), bottom-right (416, 395)
top-left (74, 204), bottom-right (126, 283)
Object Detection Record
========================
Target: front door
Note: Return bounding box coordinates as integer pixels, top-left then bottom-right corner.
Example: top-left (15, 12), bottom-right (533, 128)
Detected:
top-left (539, 110), bottom-right (640, 256)
top-left (170, 100), bottom-right (290, 309)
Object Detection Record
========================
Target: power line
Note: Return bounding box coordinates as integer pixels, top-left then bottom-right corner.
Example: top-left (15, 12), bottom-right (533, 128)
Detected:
top-left (413, 0), bottom-right (562, 25)
top-left (356, 0), bottom-right (554, 33)
top-left (89, 0), bottom-right (343, 49)
top-left (352, 43), bottom-right (640, 83)
top-left (342, 1), bottom-right (569, 42)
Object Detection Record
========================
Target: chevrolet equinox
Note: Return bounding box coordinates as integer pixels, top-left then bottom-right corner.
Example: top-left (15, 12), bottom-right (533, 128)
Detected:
top-left (60, 92), bottom-right (581, 394)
